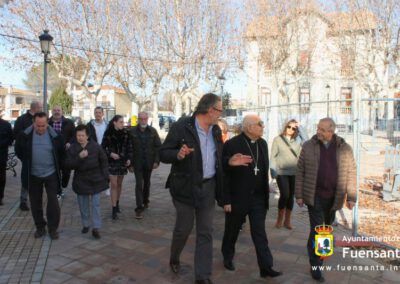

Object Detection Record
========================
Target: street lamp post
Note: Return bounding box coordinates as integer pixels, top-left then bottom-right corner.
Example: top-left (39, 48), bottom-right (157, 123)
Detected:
top-left (39, 30), bottom-right (53, 114)
top-left (326, 84), bottom-right (331, 117)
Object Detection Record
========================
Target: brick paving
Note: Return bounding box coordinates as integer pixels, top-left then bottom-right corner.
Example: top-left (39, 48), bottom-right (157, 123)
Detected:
top-left (0, 163), bottom-right (399, 283)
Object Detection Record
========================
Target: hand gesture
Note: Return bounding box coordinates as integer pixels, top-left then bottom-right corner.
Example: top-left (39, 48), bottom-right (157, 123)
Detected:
top-left (346, 201), bottom-right (355, 210)
top-left (224, 204), bottom-right (232, 213)
top-left (110, 152), bottom-right (120, 160)
top-left (125, 160), bottom-right (131, 167)
top-left (177, 144), bottom-right (194, 160)
top-left (79, 149), bottom-right (88, 159)
top-left (228, 153), bottom-right (253, 166)
top-left (296, 198), bottom-right (304, 207)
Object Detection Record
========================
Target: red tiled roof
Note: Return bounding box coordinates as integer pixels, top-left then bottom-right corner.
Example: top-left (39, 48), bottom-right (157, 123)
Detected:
top-left (246, 9), bottom-right (377, 39)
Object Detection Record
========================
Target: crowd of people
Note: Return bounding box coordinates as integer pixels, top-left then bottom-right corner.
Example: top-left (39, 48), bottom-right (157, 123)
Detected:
top-left (0, 92), bottom-right (357, 283)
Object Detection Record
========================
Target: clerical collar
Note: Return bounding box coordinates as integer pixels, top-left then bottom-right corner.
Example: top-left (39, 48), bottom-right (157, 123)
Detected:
top-left (243, 133), bottom-right (257, 144)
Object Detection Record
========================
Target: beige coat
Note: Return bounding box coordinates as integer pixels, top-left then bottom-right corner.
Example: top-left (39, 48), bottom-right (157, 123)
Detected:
top-left (295, 135), bottom-right (356, 210)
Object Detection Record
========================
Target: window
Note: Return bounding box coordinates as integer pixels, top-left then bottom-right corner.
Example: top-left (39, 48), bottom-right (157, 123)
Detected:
top-left (15, 97), bottom-right (23, 104)
top-left (297, 50), bottom-right (310, 73)
top-left (340, 87), bottom-right (352, 114)
top-left (299, 83), bottom-right (310, 113)
top-left (260, 87), bottom-right (271, 106)
top-left (341, 49), bottom-right (355, 77)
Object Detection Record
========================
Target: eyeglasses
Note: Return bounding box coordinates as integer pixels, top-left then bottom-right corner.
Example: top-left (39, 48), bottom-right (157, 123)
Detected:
top-left (213, 107), bottom-right (223, 113)
top-left (286, 126), bottom-right (297, 131)
top-left (255, 121), bottom-right (264, 127)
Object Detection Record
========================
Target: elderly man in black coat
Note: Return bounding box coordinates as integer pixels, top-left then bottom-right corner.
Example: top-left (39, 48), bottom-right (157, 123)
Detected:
top-left (221, 114), bottom-right (282, 279)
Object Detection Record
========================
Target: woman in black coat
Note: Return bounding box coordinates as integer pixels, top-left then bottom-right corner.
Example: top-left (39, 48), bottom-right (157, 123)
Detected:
top-left (65, 125), bottom-right (109, 239)
top-left (101, 115), bottom-right (132, 219)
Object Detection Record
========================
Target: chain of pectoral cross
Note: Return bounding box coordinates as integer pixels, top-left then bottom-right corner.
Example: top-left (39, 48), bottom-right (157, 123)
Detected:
top-left (243, 137), bottom-right (260, 176)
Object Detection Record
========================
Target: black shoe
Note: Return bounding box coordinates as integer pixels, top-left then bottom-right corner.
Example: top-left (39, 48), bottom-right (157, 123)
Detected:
top-left (310, 268), bottom-right (325, 282)
top-left (195, 280), bottom-right (213, 284)
top-left (49, 230), bottom-right (59, 240)
top-left (169, 261), bottom-right (180, 273)
top-left (223, 259), bottom-right (235, 271)
top-left (34, 228), bottom-right (46, 238)
top-left (20, 202), bottom-right (30, 211)
top-left (116, 201), bottom-right (121, 213)
top-left (81, 227), bottom-right (89, 234)
top-left (92, 229), bottom-right (101, 239)
top-left (260, 267), bottom-right (282, 278)
top-left (112, 207), bottom-right (118, 220)
top-left (144, 202), bottom-right (149, 209)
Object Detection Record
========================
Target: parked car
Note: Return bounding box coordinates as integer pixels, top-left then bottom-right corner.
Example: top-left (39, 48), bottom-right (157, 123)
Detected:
top-left (158, 114), bottom-right (176, 131)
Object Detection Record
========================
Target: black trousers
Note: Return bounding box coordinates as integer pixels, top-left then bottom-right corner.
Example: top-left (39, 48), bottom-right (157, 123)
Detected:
top-left (29, 172), bottom-right (61, 231)
top-left (307, 196), bottom-right (335, 266)
top-left (61, 168), bottom-right (71, 188)
top-left (0, 165), bottom-right (5, 200)
top-left (222, 197), bottom-right (273, 270)
top-left (134, 166), bottom-right (152, 212)
top-left (276, 175), bottom-right (295, 210)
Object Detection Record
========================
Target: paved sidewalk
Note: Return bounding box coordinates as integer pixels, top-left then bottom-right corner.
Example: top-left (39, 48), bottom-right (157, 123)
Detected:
top-left (0, 163), bottom-right (399, 284)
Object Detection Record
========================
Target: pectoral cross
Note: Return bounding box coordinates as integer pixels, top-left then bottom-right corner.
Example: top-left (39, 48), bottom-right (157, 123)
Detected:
top-left (254, 166), bottom-right (259, 176)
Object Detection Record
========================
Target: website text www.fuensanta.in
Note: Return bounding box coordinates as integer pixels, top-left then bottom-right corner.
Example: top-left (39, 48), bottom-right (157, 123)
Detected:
top-left (311, 265), bottom-right (399, 272)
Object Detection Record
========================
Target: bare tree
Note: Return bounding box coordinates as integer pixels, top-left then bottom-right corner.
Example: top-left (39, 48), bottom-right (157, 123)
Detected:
top-left (332, 0), bottom-right (400, 131)
top-left (158, 0), bottom-right (242, 116)
top-left (0, 0), bottom-right (119, 105)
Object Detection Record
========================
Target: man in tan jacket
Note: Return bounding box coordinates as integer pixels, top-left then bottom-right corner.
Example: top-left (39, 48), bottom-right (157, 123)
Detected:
top-left (295, 118), bottom-right (356, 282)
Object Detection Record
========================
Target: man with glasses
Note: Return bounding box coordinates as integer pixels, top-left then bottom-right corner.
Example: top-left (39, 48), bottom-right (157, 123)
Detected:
top-left (295, 117), bottom-right (356, 282)
top-left (160, 93), bottom-right (224, 284)
top-left (221, 114), bottom-right (282, 279)
top-left (129, 112), bottom-right (161, 219)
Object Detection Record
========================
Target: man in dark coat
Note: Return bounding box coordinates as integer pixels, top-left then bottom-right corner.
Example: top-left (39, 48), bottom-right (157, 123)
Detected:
top-left (15, 112), bottom-right (65, 240)
top-left (129, 111), bottom-right (161, 219)
top-left (0, 114), bottom-right (13, 205)
top-left (49, 105), bottom-right (76, 188)
top-left (221, 114), bottom-right (282, 279)
top-left (159, 93), bottom-right (223, 284)
top-left (13, 101), bottom-right (43, 211)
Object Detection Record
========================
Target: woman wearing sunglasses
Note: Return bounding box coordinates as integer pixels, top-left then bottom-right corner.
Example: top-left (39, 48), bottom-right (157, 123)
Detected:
top-left (270, 119), bottom-right (306, 229)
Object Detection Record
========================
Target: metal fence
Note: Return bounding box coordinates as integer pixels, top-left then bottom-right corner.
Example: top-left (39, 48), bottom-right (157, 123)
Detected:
top-left (234, 98), bottom-right (400, 248)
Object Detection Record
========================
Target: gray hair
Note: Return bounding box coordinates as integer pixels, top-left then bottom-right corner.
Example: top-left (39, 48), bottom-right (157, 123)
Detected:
top-left (319, 117), bottom-right (336, 132)
top-left (138, 111), bottom-right (149, 118)
top-left (30, 101), bottom-right (41, 110)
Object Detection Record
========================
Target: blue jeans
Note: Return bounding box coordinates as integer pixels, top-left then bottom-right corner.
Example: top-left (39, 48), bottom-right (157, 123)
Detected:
top-left (77, 193), bottom-right (101, 229)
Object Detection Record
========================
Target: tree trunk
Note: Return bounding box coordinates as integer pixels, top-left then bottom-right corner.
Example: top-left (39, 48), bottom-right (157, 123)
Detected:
top-left (174, 94), bottom-right (183, 118)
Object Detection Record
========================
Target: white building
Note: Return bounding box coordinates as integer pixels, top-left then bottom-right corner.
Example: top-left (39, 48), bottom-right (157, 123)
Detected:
top-left (71, 85), bottom-right (137, 124)
top-left (244, 9), bottom-right (394, 138)
top-left (0, 86), bottom-right (40, 121)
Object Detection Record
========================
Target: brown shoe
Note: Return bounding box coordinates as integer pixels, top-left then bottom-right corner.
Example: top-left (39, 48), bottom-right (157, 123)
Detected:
top-left (283, 209), bottom-right (293, 230)
top-left (275, 209), bottom-right (285, 228)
